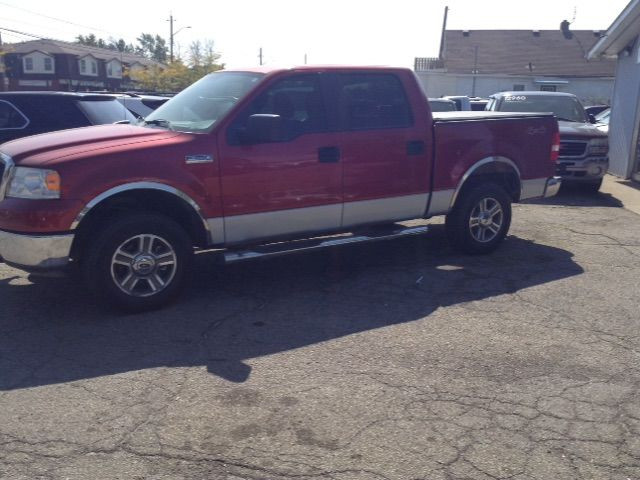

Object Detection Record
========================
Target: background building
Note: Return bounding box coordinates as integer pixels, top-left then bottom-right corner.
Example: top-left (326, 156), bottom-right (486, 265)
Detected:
top-left (415, 30), bottom-right (616, 104)
top-left (588, 0), bottom-right (640, 182)
top-left (0, 39), bottom-right (162, 92)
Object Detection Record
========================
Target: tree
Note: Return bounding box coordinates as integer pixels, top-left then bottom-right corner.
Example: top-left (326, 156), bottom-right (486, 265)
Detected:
top-left (110, 38), bottom-right (135, 54)
top-left (189, 40), bottom-right (202, 67)
top-left (76, 34), bottom-right (98, 47)
top-left (135, 33), bottom-right (168, 63)
top-left (189, 39), bottom-right (223, 77)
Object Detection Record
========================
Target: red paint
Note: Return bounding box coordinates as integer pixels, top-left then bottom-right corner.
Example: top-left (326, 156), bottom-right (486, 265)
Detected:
top-left (0, 66), bottom-right (557, 236)
top-left (432, 116), bottom-right (558, 192)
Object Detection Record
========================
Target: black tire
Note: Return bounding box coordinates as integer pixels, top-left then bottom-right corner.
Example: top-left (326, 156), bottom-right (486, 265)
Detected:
top-left (579, 178), bottom-right (603, 194)
top-left (445, 183), bottom-right (512, 254)
top-left (81, 213), bottom-right (193, 312)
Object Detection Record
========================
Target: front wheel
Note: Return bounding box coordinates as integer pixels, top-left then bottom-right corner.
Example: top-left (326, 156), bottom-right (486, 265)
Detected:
top-left (82, 213), bottom-right (193, 312)
top-left (445, 183), bottom-right (512, 254)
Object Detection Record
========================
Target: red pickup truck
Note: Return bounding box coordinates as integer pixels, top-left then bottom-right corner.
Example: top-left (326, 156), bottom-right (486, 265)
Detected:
top-left (0, 66), bottom-right (561, 310)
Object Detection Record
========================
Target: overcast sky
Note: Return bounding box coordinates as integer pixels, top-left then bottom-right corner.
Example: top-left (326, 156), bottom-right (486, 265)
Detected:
top-left (0, 0), bottom-right (631, 67)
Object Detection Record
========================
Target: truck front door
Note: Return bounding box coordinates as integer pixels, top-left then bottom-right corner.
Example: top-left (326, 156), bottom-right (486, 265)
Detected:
top-left (219, 73), bottom-right (342, 244)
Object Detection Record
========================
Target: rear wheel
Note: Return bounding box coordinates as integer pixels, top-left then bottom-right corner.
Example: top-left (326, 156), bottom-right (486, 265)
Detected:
top-left (445, 183), bottom-right (512, 254)
top-left (82, 213), bottom-right (193, 312)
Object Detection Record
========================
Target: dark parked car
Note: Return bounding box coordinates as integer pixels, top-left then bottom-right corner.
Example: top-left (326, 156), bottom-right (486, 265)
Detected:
top-left (114, 93), bottom-right (170, 119)
top-left (585, 105), bottom-right (610, 117)
top-left (594, 108), bottom-right (610, 134)
top-left (428, 98), bottom-right (457, 112)
top-left (469, 98), bottom-right (489, 111)
top-left (486, 91), bottom-right (608, 192)
top-left (0, 92), bottom-right (136, 144)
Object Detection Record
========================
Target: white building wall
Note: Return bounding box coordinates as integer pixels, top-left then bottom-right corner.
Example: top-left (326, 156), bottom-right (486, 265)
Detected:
top-left (415, 72), bottom-right (614, 104)
top-left (606, 38), bottom-right (640, 178)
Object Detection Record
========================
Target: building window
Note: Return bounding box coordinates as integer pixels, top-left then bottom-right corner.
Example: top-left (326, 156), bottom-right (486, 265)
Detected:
top-left (107, 64), bottom-right (112, 76)
top-left (540, 85), bottom-right (557, 92)
top-left (91, 62), bottom-right (97, 74)
top-left (44, 57), bottom-right (53, 72)
top-left (80, 59), bottom-right (86, 73)
top-left (513, 84), bottom-right (525, 91)
top-left (24, 57), bottom-right (33, 72)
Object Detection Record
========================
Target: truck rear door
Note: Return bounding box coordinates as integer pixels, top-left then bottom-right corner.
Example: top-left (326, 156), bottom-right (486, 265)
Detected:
top-left (332, 72), bottom-right (433, 227)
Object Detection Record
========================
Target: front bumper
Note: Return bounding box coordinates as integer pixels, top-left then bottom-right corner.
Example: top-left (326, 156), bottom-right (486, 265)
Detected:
top-left (0, 230), bottom-right (74, 271)
top-left (557, 157), bottom-right (608, 182)
top-left (543, 176), bottom-right (562, 198)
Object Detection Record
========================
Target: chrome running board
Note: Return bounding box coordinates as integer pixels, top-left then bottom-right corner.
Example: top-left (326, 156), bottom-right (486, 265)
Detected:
top-left (224, 225), bottom-right (429, 263)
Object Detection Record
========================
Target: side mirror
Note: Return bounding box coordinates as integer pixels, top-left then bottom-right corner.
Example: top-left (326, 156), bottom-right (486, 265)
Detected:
top-left (243, 114), bottom-right (282, 144)
top-left (588, 114), bottom-right (597, 124)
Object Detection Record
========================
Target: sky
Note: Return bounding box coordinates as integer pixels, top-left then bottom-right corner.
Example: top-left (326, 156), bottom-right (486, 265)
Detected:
top-left (0, 0), bottom-right (631, 68)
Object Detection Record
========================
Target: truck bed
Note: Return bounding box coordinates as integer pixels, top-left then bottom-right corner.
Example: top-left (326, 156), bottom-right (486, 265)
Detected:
top-left (432, 111), bottom-right (555, 122)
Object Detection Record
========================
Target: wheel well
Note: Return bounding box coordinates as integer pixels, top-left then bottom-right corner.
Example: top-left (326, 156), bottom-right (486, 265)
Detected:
top-left (71, 190), bottom-right (209, 259)
top-left (456, 162), bottom-right (521, 204)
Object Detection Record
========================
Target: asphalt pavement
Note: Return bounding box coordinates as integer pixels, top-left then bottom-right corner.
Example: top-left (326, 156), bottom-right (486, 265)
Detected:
top-left (1, 186), bottom-right (639, 480)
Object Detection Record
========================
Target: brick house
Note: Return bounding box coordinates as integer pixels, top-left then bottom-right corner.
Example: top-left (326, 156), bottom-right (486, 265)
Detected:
top-left (0, 38), bottom-right (162, 92)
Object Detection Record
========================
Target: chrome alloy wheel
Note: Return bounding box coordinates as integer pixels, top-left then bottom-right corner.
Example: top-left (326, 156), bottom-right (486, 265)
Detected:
top-left (469, 197), bottom-right (503, 243)
top-left (110, 234), bottom-right (178, 297)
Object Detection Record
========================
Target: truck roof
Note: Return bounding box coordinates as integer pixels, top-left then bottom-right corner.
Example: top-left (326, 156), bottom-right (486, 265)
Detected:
top-left (220, 65), bottom-right (412, 75)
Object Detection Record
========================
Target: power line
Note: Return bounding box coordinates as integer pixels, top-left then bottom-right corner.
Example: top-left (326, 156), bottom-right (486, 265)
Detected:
top-left (0, 26), bottom-right (42, 39)
top-left (0, 0), bottom-right (112, 35)
top-left (0, 16), bottom-right (79, 37)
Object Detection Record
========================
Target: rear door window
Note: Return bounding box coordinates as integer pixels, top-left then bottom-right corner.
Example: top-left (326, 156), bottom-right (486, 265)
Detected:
top-left (77, 99), bottom-right (137, 124)
top-left (336, 73), bottom-right (412, 130)
top-left (10, 96), bottom-right (91, 131)
top-left (0, 100), bottom-right (29, 130)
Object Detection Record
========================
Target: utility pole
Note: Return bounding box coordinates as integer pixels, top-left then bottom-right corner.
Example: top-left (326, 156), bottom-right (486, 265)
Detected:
top-left (258, 47), bottom-right (263, 66)
top-left (304, 53), bottom-right (307, 65)
top-left (168, 14), bottom-right (174, 62)
top-left (438, 6), bottom-right (449, 60)
top-left (471, 45), bottom-right (478, 96)
top-left (167, 14), bottom-right (190, 63)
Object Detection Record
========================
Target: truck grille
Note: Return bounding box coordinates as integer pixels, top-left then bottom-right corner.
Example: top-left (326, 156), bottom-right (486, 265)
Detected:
top-left (559, 141), bottom-right (587, 157)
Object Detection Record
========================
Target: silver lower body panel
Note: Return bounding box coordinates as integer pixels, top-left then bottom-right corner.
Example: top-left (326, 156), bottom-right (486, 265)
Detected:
top-left (0, 230), bottom-right (74, 271)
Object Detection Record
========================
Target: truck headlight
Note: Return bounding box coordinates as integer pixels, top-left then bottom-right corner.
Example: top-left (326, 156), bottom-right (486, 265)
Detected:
top-left (7, 167), bottom-right (61, 199)
top-left (588, 140), bottom-right (609, 156)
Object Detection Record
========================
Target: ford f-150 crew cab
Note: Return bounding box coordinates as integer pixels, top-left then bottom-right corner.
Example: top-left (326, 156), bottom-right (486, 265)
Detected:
top-left (487, 91), bottom-right (609, 192)
top-left (0, 66), bottom-right (561, 310)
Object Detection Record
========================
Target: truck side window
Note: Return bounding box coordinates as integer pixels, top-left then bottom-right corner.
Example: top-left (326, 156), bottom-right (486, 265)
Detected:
top-left (337, 74), bottom-right (412, 131)
top-left (227, 75), bottom-right (327, 145)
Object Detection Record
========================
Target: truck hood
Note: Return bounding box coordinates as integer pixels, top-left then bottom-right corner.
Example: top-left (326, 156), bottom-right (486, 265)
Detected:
top-left (0, 124), bottom-right (182, 166)
top-left (558, 121), bottom-right (608, 139)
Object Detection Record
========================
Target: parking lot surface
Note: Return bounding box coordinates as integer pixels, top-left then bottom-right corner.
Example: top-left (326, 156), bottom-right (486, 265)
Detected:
top-left (1, 189), bottom-right (639, 480)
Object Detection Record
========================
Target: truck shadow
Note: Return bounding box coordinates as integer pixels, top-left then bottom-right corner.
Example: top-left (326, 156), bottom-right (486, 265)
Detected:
top-left (524, 186), bottom-right (623, 208)
top-left (0, 225), bottom-right (583, 390)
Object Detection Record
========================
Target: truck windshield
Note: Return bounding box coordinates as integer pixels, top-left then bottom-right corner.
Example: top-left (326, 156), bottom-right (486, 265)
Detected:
top-left (497, 95), bottom-right (587, 123)
top-left (144, 72), bottom-right (265, 133)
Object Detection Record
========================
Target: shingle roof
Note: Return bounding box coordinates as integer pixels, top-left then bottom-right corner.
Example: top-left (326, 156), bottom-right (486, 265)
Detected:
top-left (443, 30), bottom-right (616, 77)
top-left (4, 39), bottom-right (162, 67)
